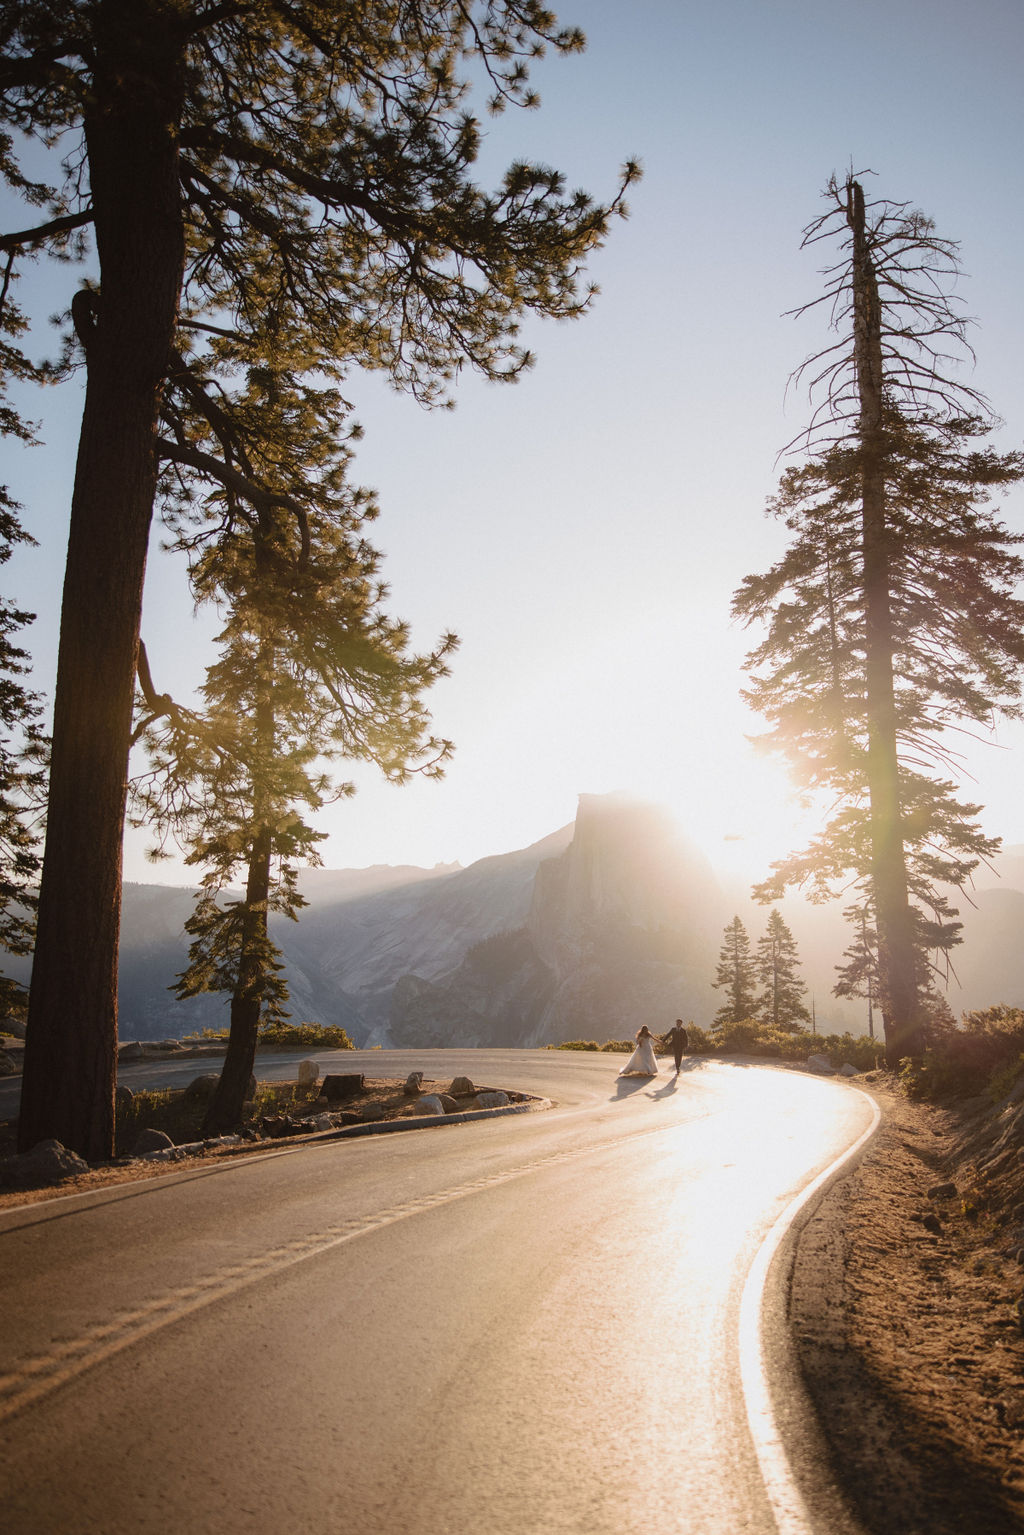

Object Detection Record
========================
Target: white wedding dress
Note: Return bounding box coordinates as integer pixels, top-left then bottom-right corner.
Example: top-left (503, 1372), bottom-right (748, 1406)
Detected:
top-left (618, 1033), bottom-right (659, 1077)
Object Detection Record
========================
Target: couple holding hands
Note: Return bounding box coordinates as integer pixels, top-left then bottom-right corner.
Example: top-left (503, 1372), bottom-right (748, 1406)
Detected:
top-left (618, 1019), bottom-right (689, 1079)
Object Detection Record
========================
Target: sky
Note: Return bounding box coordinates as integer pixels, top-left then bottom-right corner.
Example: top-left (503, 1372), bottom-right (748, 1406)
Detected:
top-left (4, 0), bottom-right (1024, 890)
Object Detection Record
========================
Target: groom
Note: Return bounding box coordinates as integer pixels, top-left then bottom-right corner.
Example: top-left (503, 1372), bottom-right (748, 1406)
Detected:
top-left (667, 1019), bottom-right (689, 1074)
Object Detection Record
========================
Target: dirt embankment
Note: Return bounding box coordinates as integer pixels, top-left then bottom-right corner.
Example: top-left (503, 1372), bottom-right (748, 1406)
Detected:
top-left (792, 1078), bottom-right (1024, 1535)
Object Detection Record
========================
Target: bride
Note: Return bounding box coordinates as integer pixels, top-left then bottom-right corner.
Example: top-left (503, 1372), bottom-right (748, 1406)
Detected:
top-left (618, 1025), bottom-right (660, 1077)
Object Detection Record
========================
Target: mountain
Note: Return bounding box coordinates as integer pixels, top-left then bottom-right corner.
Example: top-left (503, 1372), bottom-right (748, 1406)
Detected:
top-left (386, 795), bottom-right (723, 1046)
top-left (8, 801), bottom-right (1024, 1043)
top-left (116, 793), bottom-right (725, 1044)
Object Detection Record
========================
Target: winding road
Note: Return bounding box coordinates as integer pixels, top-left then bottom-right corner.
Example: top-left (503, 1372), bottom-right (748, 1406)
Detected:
top-left (0, 1049), bottom-right (876, 1534)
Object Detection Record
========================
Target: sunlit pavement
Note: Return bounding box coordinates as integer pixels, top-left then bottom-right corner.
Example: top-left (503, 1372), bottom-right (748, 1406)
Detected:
top-left (0, 1050), bottom-right (874, 1534)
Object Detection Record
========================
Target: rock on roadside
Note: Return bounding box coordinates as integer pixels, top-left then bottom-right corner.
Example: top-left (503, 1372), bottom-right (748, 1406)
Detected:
top-left (1, 1139), bottom-right (89, 1188)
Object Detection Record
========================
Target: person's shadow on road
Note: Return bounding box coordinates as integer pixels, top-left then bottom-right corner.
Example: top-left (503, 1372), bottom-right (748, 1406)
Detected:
top-left (648, 1074), bottom-right (680, 1098)
top-left (610, 1075), bottom-right (652, 1100)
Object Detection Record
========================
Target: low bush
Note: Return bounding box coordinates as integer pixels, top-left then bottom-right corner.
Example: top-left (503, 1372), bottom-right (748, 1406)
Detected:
top-left (550, 1038), bottom-right (644, 1054)
top-left (549, 1020), bottom-right (882, 1070)
top-left (114, 1077), bottom-right (325, 1154)
top-left (700, 1019), bottom-right (882, 1071)
top-left (115, 1087), bottom-right (206, 1154)
top-left (184, 1021), bottom-right (355, 1049)
top-left (898, 1005), bottom-right (1024, 1102)
top-left (257, 1021), bottom-right (355, 1049)
top-left (987, 1054), bottom-right (1024, 1106)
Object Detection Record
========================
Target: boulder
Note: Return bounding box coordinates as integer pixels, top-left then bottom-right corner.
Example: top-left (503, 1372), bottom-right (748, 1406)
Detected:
top-left (153, 1039), bottom-right (183, 1052)
top-left (417, 1095), bottom-right (446, 1116)
top-left (323, 1072), bottom-right (364, 1101)
top-left (807, 1054), bottom-right (834, 1075)
top-left (928, 1181), bottom-right (957, 1201)
top-left (438, 1094), bottom-right (459, 1114)
top-left (115, 1085), bottom-right (134, 1105)
top-left (132, 1127), bottom-right (174, 1155)
top-left (403, 1071), bottom-right (425, 1096)
top-left (448, 1076), bottom-right (475, 1096)
top-left (838, 1062), bottom-right (860, 1078)
top-left (922, 1212), bottom-right (943, 1235)
top-left (0, 1049), bottom-right (17, 1077)
top-left (183, 1073), bottom-right (220, 1102)
top-left (118, 1041), bottom-right (145, 1061)
top-left (1, 1139), bottom-right (89, 1188)
top-left (313, 1113), bottom-right (334, 1131)
top-left (259, 1115), bottom-right (308, 1139)
top-left (297, 1060), bottom-right (320, 1089)
top-left (475, 1090), bottom-right (510, 1110)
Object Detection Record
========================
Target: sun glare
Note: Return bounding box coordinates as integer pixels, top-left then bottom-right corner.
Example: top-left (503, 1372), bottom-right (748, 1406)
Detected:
top-left (617, 750), bottom-right (819, 886)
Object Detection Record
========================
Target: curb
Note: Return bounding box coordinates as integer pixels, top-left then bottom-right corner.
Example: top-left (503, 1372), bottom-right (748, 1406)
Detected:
top-left (740, 1085), bottom-right (883, 1535)
top-left (239, 1095), bottom-right (552, 1149)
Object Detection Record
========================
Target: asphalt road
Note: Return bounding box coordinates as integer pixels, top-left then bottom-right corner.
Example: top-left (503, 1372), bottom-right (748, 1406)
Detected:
top-left (0, 1050), bottom-right (875, 1535)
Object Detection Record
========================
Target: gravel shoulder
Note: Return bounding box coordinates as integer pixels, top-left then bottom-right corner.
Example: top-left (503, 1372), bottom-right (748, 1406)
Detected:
top-left (790, 1078), bottom-right (1024, 1534)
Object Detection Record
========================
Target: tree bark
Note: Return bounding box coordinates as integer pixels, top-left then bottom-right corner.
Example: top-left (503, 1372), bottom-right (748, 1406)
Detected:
top-left (202, 594), bottom-right (278, 1136)
top-left (18, 1), bottom-right (187, 1158)
top-left (847, 178), bottom-right (923, 1064)
top-left (202, 828), bottom-right (274, 1136)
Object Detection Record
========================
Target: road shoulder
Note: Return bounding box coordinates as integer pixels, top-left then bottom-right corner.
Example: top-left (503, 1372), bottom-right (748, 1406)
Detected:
top-left (789, 1083), bottom-right (1024, 1534)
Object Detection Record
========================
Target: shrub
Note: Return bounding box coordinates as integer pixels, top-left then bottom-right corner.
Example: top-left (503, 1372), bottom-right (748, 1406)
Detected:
top-left (115, 1087), bottom-right (206, 1153)
top-left (548, 1020), bottom-right (883, 1070)
top-left (549, 1039), bottom-right (634, 1053)
top-left (684, 1023), bottom-right (713, 1054)
top-left (257, 1021), bottom-right (355, 1049)
top-left (897, 1006), bottom-right (1024, 1101)
top-left (693, 1017), bottom-right (882, 1069)
top-left (182, 1021), bottom-right (355, 1049)
top-left (987, 1054), bottom-right (1024, 1106)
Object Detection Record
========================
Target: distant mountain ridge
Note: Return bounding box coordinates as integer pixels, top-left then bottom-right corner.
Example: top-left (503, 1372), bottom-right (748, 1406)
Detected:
top-left (8, 803), bottom-right (1023, 1043)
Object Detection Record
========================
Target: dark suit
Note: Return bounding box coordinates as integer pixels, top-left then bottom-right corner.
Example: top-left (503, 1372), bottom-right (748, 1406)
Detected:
top-left (667, 1024), bottom-right (688, 1072)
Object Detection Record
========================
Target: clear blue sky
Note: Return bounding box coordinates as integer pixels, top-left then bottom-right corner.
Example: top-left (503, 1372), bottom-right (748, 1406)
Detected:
top-left (4, 0), bottom-right (1023, 883)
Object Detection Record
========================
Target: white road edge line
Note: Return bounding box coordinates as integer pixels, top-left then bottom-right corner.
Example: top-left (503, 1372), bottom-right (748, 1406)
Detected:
top-left (738, 1086), bottom-right (882, 1535)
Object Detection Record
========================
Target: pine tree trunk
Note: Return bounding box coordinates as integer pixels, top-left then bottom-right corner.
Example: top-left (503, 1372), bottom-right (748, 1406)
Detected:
top-left (202, 826), bottom-right (274, 1136)
top-left (18, 2), bottom-right (186, 1159)
top-left (847, 179), bottom-right (923, 1065)
top-left (202, 578), bottom-right (279, 1137)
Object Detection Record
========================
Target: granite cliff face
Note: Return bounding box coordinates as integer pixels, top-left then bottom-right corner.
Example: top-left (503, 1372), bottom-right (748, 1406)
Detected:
top-left (385, 794), bottom-right (722, 1046)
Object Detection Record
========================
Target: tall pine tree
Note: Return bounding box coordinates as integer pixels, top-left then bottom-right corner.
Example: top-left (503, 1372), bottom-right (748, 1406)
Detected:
top-left (133, 370), bottom-right (454, 1132)
top-left (754, 909), bottom-right (809, 1031)
top-left (735, 176), bottom-right (1024, 1064)
top-left (712, 915), bottom-right (757, 1027)
top-left (4, 3), bottom-right (636, 1157)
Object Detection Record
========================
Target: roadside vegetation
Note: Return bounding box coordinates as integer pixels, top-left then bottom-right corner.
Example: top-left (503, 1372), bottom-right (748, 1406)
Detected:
top-left (113, 1079), bottom-right (321, 1156)
top-left (552, 1022), bottom-right (882, 1071)
top-left (182, 1021), bottom-right (355, 1050)
top-left (552, 1007), bottom-right (1024, 1109)
top-left (898, 1005), bottom-right (1024, 1103)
